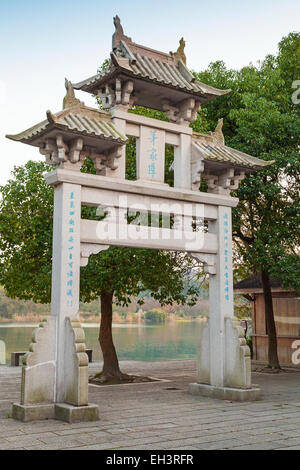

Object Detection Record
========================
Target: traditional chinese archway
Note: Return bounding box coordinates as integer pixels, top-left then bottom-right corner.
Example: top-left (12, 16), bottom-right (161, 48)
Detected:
top-left (7, 18), bottom-right (270, 423)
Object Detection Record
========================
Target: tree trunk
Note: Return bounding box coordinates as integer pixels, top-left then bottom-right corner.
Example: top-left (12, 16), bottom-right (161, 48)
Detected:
top-left (261, 270), bottom-right (281, 369)
top-left (99, 291), bottom-right (123, 378)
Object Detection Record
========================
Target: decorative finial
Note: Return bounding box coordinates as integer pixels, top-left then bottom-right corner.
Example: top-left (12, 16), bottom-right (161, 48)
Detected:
top-left (46, 110), bottom-right (55, 123)
top-left (63, 79), bottom-right (82, 109)
top-left (112, 15), bottom-right (132, 51)
top-left (170, 37), bottom-right (187, 65)
top-left (211, 118), bottom-right (225, 146)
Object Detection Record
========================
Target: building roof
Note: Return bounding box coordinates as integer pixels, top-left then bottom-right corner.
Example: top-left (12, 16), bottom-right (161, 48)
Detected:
top-left (73, 55), bottom-right (230, 103)
top-left (6, 97), bottom-right (127, 148)
top-left (234, 275), bottom-right (282, 290)
top-left (73, 17), bottom-right (231, 106)
top-left (192, 119), bottom-right (274, 171)
top-left (192, 137), bottom-right (273, 171)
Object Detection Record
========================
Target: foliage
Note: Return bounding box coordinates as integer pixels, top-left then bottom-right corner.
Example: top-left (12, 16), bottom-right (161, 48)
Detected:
top-left (193, 33), bottom-right (300, 292)
top-left (0, 160), bottom-right (200, 310)
top-left (145, 308), bottom-right (168, 323)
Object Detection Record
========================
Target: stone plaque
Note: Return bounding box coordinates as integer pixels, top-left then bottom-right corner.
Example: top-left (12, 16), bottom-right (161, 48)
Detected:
top-left (136, 126), bottom-right (166, 184)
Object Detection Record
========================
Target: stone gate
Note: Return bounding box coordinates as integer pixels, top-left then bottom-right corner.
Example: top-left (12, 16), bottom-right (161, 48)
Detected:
top-left (6, 17), bottom-right (270, 422)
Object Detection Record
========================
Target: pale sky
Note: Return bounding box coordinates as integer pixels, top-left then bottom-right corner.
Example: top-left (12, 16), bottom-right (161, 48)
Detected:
top-left (1, 0), bottom-right (299, 186)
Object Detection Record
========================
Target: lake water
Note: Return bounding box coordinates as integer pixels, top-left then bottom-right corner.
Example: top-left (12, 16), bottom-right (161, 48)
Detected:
top-left (0, 321), bottom-right (201, 365)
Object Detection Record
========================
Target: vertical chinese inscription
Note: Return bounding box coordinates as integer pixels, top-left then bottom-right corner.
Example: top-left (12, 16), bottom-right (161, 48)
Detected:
top-left (67, 191), bottom-right (76, 308)
top-left (136, 126), bottom-right (166, 184)
top-left (147, 130), bottom-right (158, 179)
top-left (223, 212), bottom-right (230, 302)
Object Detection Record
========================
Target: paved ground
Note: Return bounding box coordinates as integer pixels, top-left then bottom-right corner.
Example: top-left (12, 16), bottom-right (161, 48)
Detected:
top-left (1, 360), bottom-right (300, 450)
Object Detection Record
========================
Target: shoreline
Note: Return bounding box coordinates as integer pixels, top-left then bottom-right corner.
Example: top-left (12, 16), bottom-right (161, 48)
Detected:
top-left (0, 318), bottom-right (204, 328)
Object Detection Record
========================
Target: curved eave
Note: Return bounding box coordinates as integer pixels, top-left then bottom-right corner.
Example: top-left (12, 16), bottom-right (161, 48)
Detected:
top-left (6, 119), bottom-right (50, 144)
top-left (6, 121), bottom-right (128, 146)
top-left (73, 66), bottom-right (231, 100)
top-left (193, 139), bottom-right (275, 171)
top-left (72, 73), bottom-right (104, 92)
top-left (195, 81), bottom-right (231, 97)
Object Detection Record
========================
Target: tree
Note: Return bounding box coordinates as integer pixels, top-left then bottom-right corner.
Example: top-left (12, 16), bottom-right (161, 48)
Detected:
top-left (193, 33), bottom-right (300, 369)
top-left (0, 158), bottom-right (200, 380)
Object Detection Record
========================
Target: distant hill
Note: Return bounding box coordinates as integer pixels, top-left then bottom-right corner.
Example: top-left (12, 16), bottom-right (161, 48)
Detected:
top-left (0, 286), bottom-right (210, 323)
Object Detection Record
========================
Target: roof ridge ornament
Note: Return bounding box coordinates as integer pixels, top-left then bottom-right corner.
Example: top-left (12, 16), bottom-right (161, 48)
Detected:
top-left (46, 110), bottom-right (56, 123)
top-left (170, 38), bottom-right (187, 65)
top-left (210, 118), bottom-right (225, 146)
top-left (112, 15), bottom-right (132, 52)
top-left (63, 79), bottom-right (83, 109)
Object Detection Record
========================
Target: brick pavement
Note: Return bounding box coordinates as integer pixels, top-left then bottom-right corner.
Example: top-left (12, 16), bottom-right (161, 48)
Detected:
top-left (1, 360), bottom-right (300, 450)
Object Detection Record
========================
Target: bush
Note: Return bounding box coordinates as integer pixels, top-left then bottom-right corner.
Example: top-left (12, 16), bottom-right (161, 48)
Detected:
top-left (145, 309), bottom-right (167, 323)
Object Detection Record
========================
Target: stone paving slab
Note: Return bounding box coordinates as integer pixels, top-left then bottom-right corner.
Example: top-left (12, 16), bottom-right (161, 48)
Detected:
top-left (1, 360), bottom-right (300, 450)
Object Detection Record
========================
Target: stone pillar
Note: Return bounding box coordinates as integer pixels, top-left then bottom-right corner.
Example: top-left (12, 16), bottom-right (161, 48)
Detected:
top-left (189, 206), bottom-right (261, 401)
top-left (208, 205), bottom-right (234, 387)
top-left (51, 183), bottom-right (81, 403)
top-left (0, 340), bottom-right (5, 365)
top-left (106, 117), bottom-right (126, 179)
top-left (174, 133), bottom-right (192, 190)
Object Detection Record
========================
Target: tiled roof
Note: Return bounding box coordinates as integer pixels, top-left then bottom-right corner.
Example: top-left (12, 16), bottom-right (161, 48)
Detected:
top-left (6, 104), bottom-right (127, 145)
top-left (192, 139), bottom-right (273, 170)
top-left (73, 18), bottom-right (231, 105)
top-left (234, 275), bottom-right (282, 290)
top-left (192, 120), bottom-right (274, 170)
top-left (73, 50), bottom-right (230, 103)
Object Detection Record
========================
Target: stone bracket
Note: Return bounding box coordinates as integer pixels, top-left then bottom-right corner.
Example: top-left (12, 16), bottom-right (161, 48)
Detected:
top-left (163, 98), bottom-right (201, 124)
top-left (40, 135), bottom-right (126, 174)
top-left (80, 243), bottom-right (109, 267)
top-left (98, 78), bottom-right (134, 110)
top-left (190, 252), bottom-right (217, 275)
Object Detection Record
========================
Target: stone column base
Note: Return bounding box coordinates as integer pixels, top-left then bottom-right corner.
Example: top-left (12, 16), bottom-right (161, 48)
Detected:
top-left (54, 403), bottom-right (99, 423)
top-left (189, 383), bottom-right (261, 402)
top-left (12, 402), bottom-right (99, 423)
top-left (12, 403), bottom-right (55, 422)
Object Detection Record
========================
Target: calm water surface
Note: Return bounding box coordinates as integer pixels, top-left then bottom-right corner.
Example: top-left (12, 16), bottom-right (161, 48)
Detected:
top-left (0, 321), bottom-right (201, 364)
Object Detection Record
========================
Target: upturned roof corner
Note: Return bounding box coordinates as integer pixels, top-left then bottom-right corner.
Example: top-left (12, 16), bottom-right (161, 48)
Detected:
top-left (72, 16), bottom-right (231, 114)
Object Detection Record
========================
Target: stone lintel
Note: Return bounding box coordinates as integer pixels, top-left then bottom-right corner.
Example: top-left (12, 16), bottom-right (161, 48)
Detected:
top-left (45, 170), bottom-right (239, 208)
top-left (111, 108), bottom-right (193, 135)
top-left (54, 403), bottom-right (99, 423)
top-left (189, 383), bottom-right (262, 402)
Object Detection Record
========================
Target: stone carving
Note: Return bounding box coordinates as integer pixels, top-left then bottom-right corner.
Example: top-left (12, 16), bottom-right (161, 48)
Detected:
top-left (191, 120), bottom-right (247, 194)
top-left (210, 118), bottom-right (225, 146)
top-left (98, 79), bottom-right (135, 110)
top-left (80, 243), bottom-right (109, 267)
top-left (64, 318), bottom-right (89, 406)
top-left (224, 317), bottom-right (251, 389)
top-left (190, 252), bottom-right (217, 275)
top-left (197, 316), bottom-right (251, 389)
top-left (170, 37), bottom-right (187, 65)
top-left (112, 15), bottom-right (132, 51)
top-left (63, 79), bottom-right (83, 109)
top-left (40, 135), bottom-right (83, 169)
top-left (191, 158), bottom-right (205, 191)
top-left (40, 135), bottom-right (123, 174)
top-left (163, 98), bottom-right (201, 124)
top-left (20, 317), bottom-right (56, 405)
top-left (201, 168), bottom-right (246, 195)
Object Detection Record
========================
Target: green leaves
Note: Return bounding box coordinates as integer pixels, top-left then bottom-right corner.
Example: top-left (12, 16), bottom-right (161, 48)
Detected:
top-left (195, 32), bottom-right (300, 292)
top-left (0, 162), bottom-right (200, 307)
